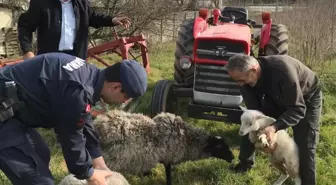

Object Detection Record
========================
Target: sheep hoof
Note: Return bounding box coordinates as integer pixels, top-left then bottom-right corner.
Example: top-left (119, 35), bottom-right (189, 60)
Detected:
top-left (258, 134), bottom-right (269, 148)
top-left (261, 141), bottom-right (269, 148)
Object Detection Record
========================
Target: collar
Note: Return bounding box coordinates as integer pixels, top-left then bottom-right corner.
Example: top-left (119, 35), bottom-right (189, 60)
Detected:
top-left (60, 0), bottom-right (71, 4)
top-left (253, 58), bottom-right (268, 92)
top-left (92, 69), bottom-right (106, 105)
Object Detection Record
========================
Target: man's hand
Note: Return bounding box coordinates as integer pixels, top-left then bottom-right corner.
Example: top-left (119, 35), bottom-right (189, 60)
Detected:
top-left (112, 16), bottom-right (131, 29)
top-left (260, 125), bottom-right (277, 142)
top-left (23, 51), bottom-right (35, 60)
top-left (259, 125), bottom-right (276, 153)
top-left (92, 156), bottom-right (111, 171)
top-left (87, 169), bottom-right (113, 185)
top-left (260, 144), bottom-right (276, 153)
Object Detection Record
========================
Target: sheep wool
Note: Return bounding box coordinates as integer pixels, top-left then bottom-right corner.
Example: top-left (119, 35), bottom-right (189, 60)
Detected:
top-left (93, 109), bottom-right (232, 175)
top-left (58, 171), bottom-right (130, 185)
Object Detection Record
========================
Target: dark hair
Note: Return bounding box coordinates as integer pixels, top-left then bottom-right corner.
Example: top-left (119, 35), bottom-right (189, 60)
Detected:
top-left (104, 62), bottom-right (121, 82)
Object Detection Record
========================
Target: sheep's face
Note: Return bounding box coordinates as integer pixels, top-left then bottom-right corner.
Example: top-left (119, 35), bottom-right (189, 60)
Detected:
top-left (239, 109), bottom-right (276, 136)
top-left (239, 110), bottom-right (263, 136)
top-left (204, 136), bottom-right (234, 163)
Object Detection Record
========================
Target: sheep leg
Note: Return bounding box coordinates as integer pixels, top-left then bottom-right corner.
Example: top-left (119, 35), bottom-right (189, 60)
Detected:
top-left (270, 159), bottom-right (289, 185)
top-left (273, 174), bottom-right (289, 185)
top-left (165, 163), bottom-right (172, 185)
top-left (258, 134), bottom-right (269, 148)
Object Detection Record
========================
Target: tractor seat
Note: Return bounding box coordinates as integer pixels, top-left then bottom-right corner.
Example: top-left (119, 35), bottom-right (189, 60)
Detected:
top-left (221, 6), bottom-right (248, 25)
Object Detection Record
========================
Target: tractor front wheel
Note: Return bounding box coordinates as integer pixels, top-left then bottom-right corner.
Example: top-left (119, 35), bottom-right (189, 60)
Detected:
top-left (150, 80), bottom-right (177, 117)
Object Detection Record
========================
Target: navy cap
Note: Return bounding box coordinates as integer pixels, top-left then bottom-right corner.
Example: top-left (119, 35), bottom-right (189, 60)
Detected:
top-left (120, 60), bottom-right (148, 98)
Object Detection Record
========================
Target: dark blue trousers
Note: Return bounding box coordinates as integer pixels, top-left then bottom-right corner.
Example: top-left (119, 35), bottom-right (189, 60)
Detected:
top-left (0, 118), bottom-right (54, 185)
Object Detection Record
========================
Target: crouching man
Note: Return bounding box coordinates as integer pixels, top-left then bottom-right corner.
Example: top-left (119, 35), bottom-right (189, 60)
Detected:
top-left (226, 54), bottom-right (322, 185)
top-left (0, 53), bottom-right (147, 185)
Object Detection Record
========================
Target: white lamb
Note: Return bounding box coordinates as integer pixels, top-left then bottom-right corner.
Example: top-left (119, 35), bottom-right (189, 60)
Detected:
top-left (58, 170), bottom-right (130, 185)
top-left (91, 109), bottom-right (234, 185)
top-left (239, 108), bottom-right (301, 185)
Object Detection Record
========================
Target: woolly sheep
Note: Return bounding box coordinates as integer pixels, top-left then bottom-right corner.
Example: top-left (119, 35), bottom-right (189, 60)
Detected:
top-left (92, 109), bottom-right (234, 185)
top-left (239, 108), bottom-right (301, 185)
top-left (58, 170), bottom-right (130, 185)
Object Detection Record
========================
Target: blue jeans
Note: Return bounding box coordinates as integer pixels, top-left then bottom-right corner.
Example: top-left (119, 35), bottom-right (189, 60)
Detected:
top-left (0, 118), bottom-right (54, 185)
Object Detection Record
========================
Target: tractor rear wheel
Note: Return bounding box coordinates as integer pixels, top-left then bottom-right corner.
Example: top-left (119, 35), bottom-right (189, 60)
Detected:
top-left (174, 19), bottom-right (195, 86)
top-left (264, 24), bottom-right (289, 55)
top-left (150, 79), bottom-right (177, 117)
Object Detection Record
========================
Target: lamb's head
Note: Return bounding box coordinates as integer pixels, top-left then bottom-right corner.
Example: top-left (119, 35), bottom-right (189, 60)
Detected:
top-left (239, 109), bottom-right (276, 136)
top-left (153, 112), bottom-right (234, 163)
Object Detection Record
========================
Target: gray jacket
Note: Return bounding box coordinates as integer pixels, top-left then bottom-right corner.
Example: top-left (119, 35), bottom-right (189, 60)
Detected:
top-left (241, 55), bottom-right (320, 131)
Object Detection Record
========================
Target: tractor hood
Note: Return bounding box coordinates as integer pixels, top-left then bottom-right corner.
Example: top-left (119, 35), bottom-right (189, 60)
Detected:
top-left (193, 23), bottom-right (251, 65)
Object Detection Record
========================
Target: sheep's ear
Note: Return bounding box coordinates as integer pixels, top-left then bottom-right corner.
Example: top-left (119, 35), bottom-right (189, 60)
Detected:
top-left (240, 106), bottom-right (248, 112)
top-left (206, 135), bottom-right (221, 144)
top-left (204, 135), bottom-right (223, 149)
top-left (255, 116), bottom-right (275, 127)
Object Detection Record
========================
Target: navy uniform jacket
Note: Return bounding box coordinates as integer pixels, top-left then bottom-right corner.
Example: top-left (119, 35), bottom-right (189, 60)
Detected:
top-left (0, 53), bottom-right (105, 179)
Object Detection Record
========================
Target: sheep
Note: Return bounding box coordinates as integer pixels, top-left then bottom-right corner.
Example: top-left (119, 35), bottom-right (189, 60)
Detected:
top-left (92, 109), bottom-right (235, 185)
top-left (58, 170), bottom-right (130, 185)
top-left (239, 108), bottom-right (301, 185)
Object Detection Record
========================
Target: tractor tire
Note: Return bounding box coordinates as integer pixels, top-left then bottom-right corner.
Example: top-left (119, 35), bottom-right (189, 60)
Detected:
top-left (174, 19), bottom-right (195, 86)
top-left (264, 24), bottom-right (289, 55)
top-left (150, 79), bottom-right (176, 117)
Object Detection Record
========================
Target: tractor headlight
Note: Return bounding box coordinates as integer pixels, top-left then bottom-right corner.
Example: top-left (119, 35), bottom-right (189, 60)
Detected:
top-left (179, 56), bottom-right (192, 70)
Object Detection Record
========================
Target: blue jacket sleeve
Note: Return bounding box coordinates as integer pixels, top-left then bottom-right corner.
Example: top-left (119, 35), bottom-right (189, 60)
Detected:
top-left (83, 115), bottom-right (102, 159)
top-left (53, 83), bottom-right (95, 179)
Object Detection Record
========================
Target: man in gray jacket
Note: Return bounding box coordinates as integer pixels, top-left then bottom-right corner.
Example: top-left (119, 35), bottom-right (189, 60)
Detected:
top-left (226, 54), bottom-right (322, 185)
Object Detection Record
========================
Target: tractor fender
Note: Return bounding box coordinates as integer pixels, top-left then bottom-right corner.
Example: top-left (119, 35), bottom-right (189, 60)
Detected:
top-left (259, 19), bottom-right (272, 49)
top-left (193, 17), bottom-right (208, 38)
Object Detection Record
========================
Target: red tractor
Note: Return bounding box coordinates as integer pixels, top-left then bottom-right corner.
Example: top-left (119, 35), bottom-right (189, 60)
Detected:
top-left (150, 6), bottom-right (289, 123)
top-left (150, 7), bottom-right (289, 184)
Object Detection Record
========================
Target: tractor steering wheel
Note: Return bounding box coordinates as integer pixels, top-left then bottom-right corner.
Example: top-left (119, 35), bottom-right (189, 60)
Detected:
top-left (222, 10), bottom-right (246, 23)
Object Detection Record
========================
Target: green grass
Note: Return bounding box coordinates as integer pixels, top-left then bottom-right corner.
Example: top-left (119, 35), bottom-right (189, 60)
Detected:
top-left (0, 42), bottom-right (336, 185)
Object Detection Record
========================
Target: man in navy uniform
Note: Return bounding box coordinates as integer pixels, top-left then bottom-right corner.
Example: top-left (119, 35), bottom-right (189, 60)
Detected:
top-left (0, 52), bottom-right (147, 185)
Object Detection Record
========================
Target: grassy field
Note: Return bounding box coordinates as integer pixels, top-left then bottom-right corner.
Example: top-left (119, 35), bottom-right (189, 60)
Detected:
top-left (0, 42), bottom-right (335, 185)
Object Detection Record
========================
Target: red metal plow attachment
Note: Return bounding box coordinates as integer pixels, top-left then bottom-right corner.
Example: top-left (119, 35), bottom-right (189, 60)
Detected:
top-left (86, 33), bottom-right (151, 73)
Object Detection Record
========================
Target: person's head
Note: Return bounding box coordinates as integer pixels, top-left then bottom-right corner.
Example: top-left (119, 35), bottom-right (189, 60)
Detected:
top-left (101, 60), bottom-right (147, 104)
top-left (226, 54), bottom-right (261, 87)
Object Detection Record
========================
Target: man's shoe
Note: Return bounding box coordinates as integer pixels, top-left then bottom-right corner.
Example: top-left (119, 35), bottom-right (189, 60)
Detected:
top-left (229, 162), bottom-right (253, 173)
